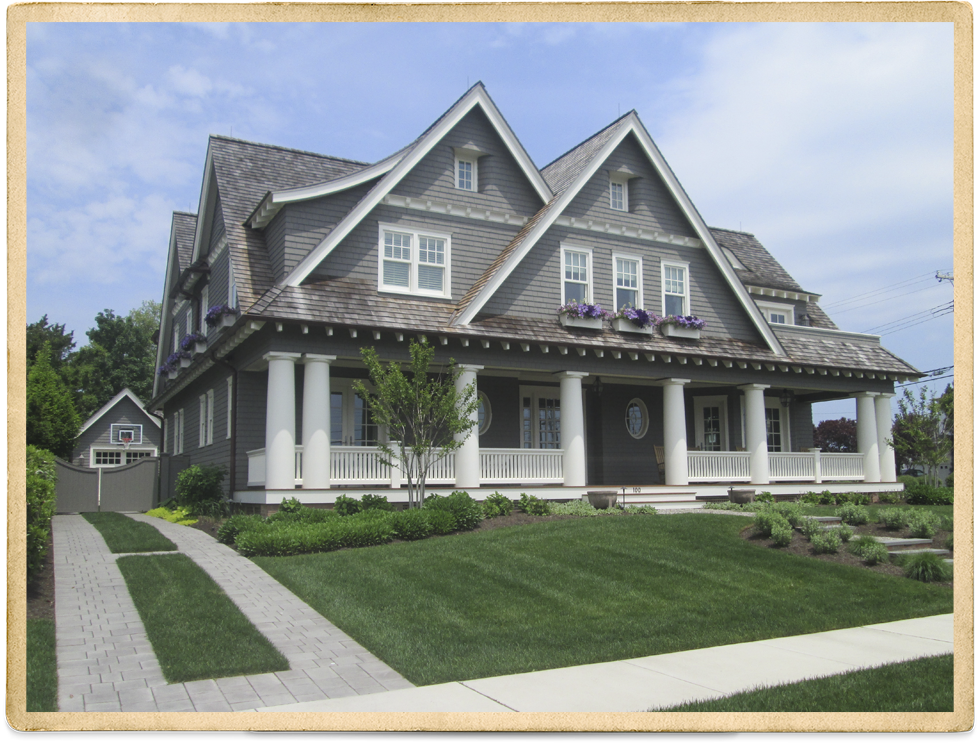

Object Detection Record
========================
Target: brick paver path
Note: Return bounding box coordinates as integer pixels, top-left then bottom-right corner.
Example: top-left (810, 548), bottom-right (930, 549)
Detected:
top-left (53, 514), bottom-right (413, 712)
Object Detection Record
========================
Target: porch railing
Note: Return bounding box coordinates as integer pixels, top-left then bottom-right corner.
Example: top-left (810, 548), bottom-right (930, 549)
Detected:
top-left (480, 448), bottom-right (563, 484)
top-left (820, 453), bottom-right (865, 481)
top-left (687, 451), bottom-right (751, 482)
top-left (768, 452), bottom-right (818, 481)
top-left (687, 449), bottom-right (866, 484)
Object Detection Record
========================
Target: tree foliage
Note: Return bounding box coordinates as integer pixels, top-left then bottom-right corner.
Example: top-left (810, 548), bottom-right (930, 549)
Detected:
top-left (813, 417), bottom-right (857, 452)
top-left (27, 342), bottom-right (81, 459)
top-left (890, 386), bottom-right (952, 485)
top-left (27, 315), bottom-right (75, 374)
top-left (27, 445), bottom-right (58, 581)
top-left (354, 340), bottom-right (478, 507)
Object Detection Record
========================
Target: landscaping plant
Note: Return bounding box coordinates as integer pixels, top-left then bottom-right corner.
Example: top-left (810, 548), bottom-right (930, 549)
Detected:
top-left (482, 491), bottom-right (515, 519)
top-left (836, 523), bottom-right (854, 543)
top-left (850, 537), bottom-right (889, 566)
top-left (878, 507), bottom-right (909, 531)
top-left (798, 517), bottom-right (822, 540)
top-left (811, 530), bottom-right (843, 554)
top-left (392, 508), bottom-right (433, 541)
top-left (906, 511), bottom-right (938, 539)
top-left (836, 503), bottom-right (869, 526)
top-left (27, 445), bottom-right (57, 582)
top-left (174, 463), bottom-right (228, 517)
top-left (519, 493), bottom-right (551, 516)
top-left (334, 495), bottom-right (362, 516)
top-left (901, 553), bottom-right (952, 583)
top-left (360, 494), bottom-right (394, 512)
top-left (426, 508), bottom-right (457, 535)
top-left (146, 506), bottom-right (198, 525)
top-left (423, 491), bottom-right (483, 530)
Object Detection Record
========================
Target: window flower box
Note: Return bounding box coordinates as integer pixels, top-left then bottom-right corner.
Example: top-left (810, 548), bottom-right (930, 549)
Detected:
top-left (557, 302), bottom-right (610, 331)
top-left (205, 304), bottom-right (238, 329)
top-left (167, 369), bottom-right (179, 380)
top-left (194, 340), bottom-right (208, 354)
top-left (662, 323), bottom-right (701, 339)
top-left (612, 318), bottom-right (653, 335)
top-left (180, 332), bottom-right (207, 354)
top-left (658, 315), bottom-right (706, 340)
top-left (612, 306), bottom-right (657, 335)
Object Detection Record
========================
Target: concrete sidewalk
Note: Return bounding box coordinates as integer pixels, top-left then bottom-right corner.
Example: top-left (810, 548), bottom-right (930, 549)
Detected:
top-left (259, 614), bottom-right (954, 712)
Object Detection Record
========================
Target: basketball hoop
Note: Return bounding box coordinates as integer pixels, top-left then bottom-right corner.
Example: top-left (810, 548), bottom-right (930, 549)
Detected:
top-left (121, 436), bottom-right (133, 450)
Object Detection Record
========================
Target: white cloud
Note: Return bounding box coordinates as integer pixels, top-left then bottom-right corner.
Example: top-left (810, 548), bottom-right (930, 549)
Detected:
top-left (167, 65), bottom-right (213, 97)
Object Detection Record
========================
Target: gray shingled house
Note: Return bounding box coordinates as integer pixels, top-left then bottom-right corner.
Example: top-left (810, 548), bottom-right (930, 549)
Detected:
top-left (149, 83), bottom-right (919, 509)
top-left (74, 388), bottom-right (162, 468)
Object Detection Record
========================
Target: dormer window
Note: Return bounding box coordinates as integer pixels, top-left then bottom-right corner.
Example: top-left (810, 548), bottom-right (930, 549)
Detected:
top-left (453, 147), bottom-right (486, 193)
top-left (758, 301), bottom-right (795, 326)
top-left (608, 170), bottom-right (634, 212)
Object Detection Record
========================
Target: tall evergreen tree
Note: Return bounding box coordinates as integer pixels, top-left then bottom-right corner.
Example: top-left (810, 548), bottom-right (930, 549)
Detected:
top-left (27, 342), bottom-right (81, 460)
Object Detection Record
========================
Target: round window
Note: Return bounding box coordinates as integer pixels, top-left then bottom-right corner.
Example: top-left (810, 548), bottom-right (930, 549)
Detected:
top-left (477, 391), bottom-right (492, 435)
top-left (625, 398), bottom-right (648, 439)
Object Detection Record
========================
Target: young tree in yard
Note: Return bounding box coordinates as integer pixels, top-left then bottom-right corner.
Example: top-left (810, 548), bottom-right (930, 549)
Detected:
top-left (354, 339), bottom-right (478, 508)
top-left (890, 386), bottom-right (952, 485)
top-left (813, 417), bottom-right (857, 452)
top-left (27, 342), bottom-right (81, 460)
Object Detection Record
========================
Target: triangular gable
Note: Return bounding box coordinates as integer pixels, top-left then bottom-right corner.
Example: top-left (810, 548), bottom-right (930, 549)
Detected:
top-left (79, 388), bottom-right (161, 437)
top-left (283, 82), bottom-right (554, 287)
top-left (153, 211), bottom-right (197, 398)
top-left (454, 112), bottom-right (786, 357)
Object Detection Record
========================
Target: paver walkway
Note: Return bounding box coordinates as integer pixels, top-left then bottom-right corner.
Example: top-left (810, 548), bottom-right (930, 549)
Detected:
top-left (53, 514), bottom-right (413, 712)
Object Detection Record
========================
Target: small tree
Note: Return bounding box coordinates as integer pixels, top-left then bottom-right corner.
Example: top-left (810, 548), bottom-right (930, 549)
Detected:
top-left (27, 342), bottom-right (81, 460)
top-left (354, 339), bottom-right (478, 508)
top-left (890, 386), bottom-right (951, 485)
top-left (813, 417), bottom-right (857, 452)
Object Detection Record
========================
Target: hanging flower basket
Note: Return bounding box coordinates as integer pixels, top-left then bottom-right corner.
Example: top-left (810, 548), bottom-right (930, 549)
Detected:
top-left (659, 315), bottom-right (706, 340)
top-left (556, 302), bottom-right (610, 331)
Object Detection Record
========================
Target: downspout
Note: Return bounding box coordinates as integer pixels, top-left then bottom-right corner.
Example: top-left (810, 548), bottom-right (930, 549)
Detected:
top-left (211, 353), bottom-right (239, 501)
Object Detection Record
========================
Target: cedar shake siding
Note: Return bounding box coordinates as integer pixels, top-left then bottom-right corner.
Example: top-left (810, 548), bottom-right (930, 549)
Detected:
top-left (73, 397), bottom-right (161, 467)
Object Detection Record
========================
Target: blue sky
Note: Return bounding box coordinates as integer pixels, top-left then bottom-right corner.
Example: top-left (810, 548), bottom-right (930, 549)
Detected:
top-left (25, 21), bottom-right (955, 421)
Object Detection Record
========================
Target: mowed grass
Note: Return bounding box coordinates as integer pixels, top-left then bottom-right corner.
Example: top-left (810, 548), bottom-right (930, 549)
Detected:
top-left (255, 514), bottom-right (953, 686)
top-left (659, 655), bottom-right (953, 712)
top-left (83, 512), bottom-right (177, 553)
top-left (27, 620), bottom-right (58, 712)
top-left (117, 553), bottom-right (288, 683)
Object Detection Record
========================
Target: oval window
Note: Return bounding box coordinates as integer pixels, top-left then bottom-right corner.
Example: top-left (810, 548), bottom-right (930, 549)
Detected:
top-left (625, 398), bottom-right (648, 439)
top-left (477, 391), bottom-right (492, 435)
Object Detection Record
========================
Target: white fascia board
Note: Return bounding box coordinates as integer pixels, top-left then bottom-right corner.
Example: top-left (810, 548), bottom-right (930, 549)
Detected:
top-left (625, 115), bottom-right (785, 356)
top-left (189, 148), bottom-right (216, 265)
top-left (251, 155), bottom-right (402, 229)
top-left (456, 120), bottom-right (633, 326)
top-left (284, 86), bottom-right (554, 287)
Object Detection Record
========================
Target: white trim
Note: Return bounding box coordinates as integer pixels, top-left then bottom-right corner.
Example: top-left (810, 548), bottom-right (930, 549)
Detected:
top-left (381, 194), bottom-right (528, 227)
top-left (185, 308), bottom-right (193, 338)
top-left (228, 253), bottom-right (238, 309)
top-left (175, 409), bottom-right (184, 454)
top-left (693, 395), bottom-right (729, 451)
top-left (561, 243), bottom-right (593, 305)
top-left (612, 252), bottom-right (643, 311)
top-left (477, 390), bottom-right (492, 436)
top-left (110, 423), bottom-right (143, 445)
top-left (453, 147), bottom-right (485, 192)
top-left (738, 395), bottom-right (790, 452)
top-left (206, 389), bottom-right (215, 445)
top-left (199, 394), bottom-right (207, 447)
top-left (661, 260), bottom-right (691, 317)
top-left (720, 246), bottom-right (746, 270)
top-left (757, 300), bottom-right (795, 326)
top-left (520, 386), bottom-right (562, 449)
top-left (553, 215), bottom-right (702, 247)
top-left (772, 324), bottom-right (884, 344)
top-left (284, 84), bottom-right (553, 287)
top-left (609, 173), bottom-right (628, 212)
top-left (90, 447), bottom-right (158, 467)
top-left (78, 388), bottom-right (162, 436)
top-left (746, 285), bottom-right (820, 303)
top-left (227, 376), bottom-right (234, 440)
top-left (625, 397), bottom-right (649, 440)
top-left (189, 149), bottom-right (216, 265)
top-left (377, 223), bottom-right (452, 299)
top-left (201, 285), bottom-right (210, 335)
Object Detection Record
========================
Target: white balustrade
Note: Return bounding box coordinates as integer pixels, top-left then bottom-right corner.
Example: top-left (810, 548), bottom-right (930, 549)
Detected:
top-left (687, 451), bottom-right (751, 482)
top-left (425, 452), bottom-right (457, 484)
top-left (768, 453), bottom-right (816, 481)
top-left (331, 446), bottom-right (391, 484)
top-left (481, 449), bottom-right (564, 484)
top-left (821, 453), bottom-right (865, 481)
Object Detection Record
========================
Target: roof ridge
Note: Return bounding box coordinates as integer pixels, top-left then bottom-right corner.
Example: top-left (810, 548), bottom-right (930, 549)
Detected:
top-left (540, 111), bottom-right (634, 172)
top-left (173, 210), bottom-right (198, 217)
top-left (709, 226), bottom-right (758, 237)
top-left (208, 134), bottom-right (369, 166)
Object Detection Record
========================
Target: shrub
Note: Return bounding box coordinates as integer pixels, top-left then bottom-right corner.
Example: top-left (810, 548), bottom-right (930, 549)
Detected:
top-left (279, 497), bottom-right (303, 514)
top-left (755, 491), bottom-right (775, 504)
top-left (771, 502), bottom-right (805, 528)
top-left (360, 494), bottom-right (393, 512)
top-left (703, 501), bottom-right (749, 512)
top-left (944, 534), bottom-right (953, 552)
top-left (798, 491), bottom-right (821, 505)
top-left (334, 495), bottom-right (361, 516)
top-left (217, 514), bottom-right (265, 544)
top-left (426, 509), bottom-right (456, 535)
top-left (905, 482), bottom-right (953, 506)
top-left (342, 512), bottom-right (396, 547)
top-left (27, 446), bottom-right (57, 582)
top-left (770, 523), bottom-right (793, 547)
top-left (901, 553), bottom-right (952, 583)
top-left (482, 492), bottom-right (514, 519)
top-left (552, 499), bottom-right (598, 516)
top-left (423, 492), bottom-right (484, 531)
top-left (754, 511), bottom-right (791, 539)
top-left (879, 507), bottom-right (909, 531)
top-left (817, 490), bottom-right (836, 505)
top-left (850, 537), bottom-right (889, 565)
top-left (146, 506), bottom-right (198, 525)
top-left (174, 464), bottom-right (228, 516)
top-left (837, 503), bottom-right (870, 526)
top-left (938, 514), bottom-right (954, 532)
top-left (518, 493), bottom-right (551, 516)
top-left (836, 523), bottom-right (854, 543)
top-left (878, 492), bottom-right (903, 504)
top-left (622, 504), bottom-right (658, 515)
top-left (839, 491), bottom-right (871, 506)
top-left (236, 512), bottom-right (395, 556)
top-left (906, 511), bottom-right (938, 539)
top-left (945, 472), bottom-right (954, 488)
top-left (798, 517), bottom-right (822, 540)
top-left (811, 531), bottom-right (842, 554)
top-left (393, 509), bottom-right (433, 541)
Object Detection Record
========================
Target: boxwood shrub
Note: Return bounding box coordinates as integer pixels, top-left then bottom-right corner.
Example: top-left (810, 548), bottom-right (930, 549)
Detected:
top-left (217, 514), bottom-right (265, 544)
top-left (360, 494), bottom-right (394, 512)
top-left (392, 508), bottom-right (433, 541)
top-left (334, 494), bottom-right (362, 516)
top-left (482, 492), bottom-right (514, 519)
top-left (904, 482), bottom-right (953, 506)
top-left (423, 491), bottom-right (483, 531)
top-left (426, 508), bottom-right (456, 535)
top-left (519, 493), bottom-right (551, 516)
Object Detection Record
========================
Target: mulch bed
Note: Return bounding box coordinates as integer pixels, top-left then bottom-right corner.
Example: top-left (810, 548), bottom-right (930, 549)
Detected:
top-left (740, 519), bottom-right (952, 585)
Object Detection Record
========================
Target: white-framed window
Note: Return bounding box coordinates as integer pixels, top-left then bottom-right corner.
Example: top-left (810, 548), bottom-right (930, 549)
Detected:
top-left (199, 395), bottom-right (207, 447)
top-left (173, 322), bottom-right (179, 355)
top-left (694, 396), bottom-right (729, 451)
top-left (162, 417), bottom-right (167, 454)
top-left (662, 261), bottom-right (690, 317)
top-left (561, 244), bottom-right (592, 304)
top-left (477, 391), bottom-right (492, 436)
top-left (201, 285), bottom-right (209, 335)
top-left (206, 389), bottom-right (215, 445)
top-left (185, 308), bottom-right (193, 338)
top-left (520, 386), bottom-right (561, 449)
top-left (176, 409), bottom-right (184, 454)
top-left (110, 423), bottom-right (143, 445)
top-left (613, 254), bottom-right (642, 310)
top-left (625, 398), bottom-right (648, 440)
top-left (738, 396), bottom-right (790, 453)
top-left (378, 224), bottom-right (451, 298)
top-left (226, 377), bottom-right (233, 440)
top-left (93, 450), bottom-right (122, 466)
top-left (453, 147), bottom-right (483, 192)
top-left (757, 301), bottom-right (795, 326)
top-left (330, 379), bottom-right (381, 446)
top-left (610, 178), bottom-right (627, 212)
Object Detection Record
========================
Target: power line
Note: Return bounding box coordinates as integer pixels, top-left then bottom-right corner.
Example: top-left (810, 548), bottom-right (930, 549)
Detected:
top-left (896, 374), bottom-right (954, 388)
top-left (861, 300), bottom-right (953, 335)
top-left (869, 308), bottom-right (954, 338)
top-left (822, 270), bottom-right (950, 312)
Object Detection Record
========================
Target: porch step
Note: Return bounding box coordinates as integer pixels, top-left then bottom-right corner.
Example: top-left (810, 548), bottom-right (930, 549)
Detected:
top-left (853, 536), bottom-right (935, 549)
top-left (887, 548), bottom-right (950, 559)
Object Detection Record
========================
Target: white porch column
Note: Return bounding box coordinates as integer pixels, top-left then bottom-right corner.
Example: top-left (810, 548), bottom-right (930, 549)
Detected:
top-left (559, 371), bottom-right (588, 487)
top-left (741, 384), bottom-right (770, 485)
top-left (264, 352), bottom-right (301, 491)
top-left (875, 393), bottom-right (896, 482)
top-left (662, 378), bottom-right (690, 486)
top-left (855, 392), bottom-right (881, 483)
top-left (454, 364), bottom-right (483, 488)
top-left (302, 354), bottom-right (336, 489)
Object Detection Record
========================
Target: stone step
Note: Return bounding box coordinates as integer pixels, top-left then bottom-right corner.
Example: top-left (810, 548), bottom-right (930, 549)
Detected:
top-left (852, 535), bottom-right (933, 548)
top-left (888, 548), bottom-right (950, 559)
top-left (944, 559), bottom-right (954, 565)
top-left (804, 516), bottom-right (841, 524)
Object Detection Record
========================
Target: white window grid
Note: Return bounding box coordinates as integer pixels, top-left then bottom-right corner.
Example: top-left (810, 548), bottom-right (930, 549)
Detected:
top-left (613, 254), bottom-right (642, 310)
top-left (378, 224), bottom-right (451, 298)
top-left (625, 398), bottom-right (648, 440)
top-left (457, 158), bottom-right (474, 191)
top-left (757, 301), bottom-right (795, 326)
top-left (185, 308), bottom-right (193, 338)
top-left (661, 261), bottom-right (690, 316)
top-left (561, 245), bottom-right (592, 304)
top-left (610, 179), bottom-right (627, 211)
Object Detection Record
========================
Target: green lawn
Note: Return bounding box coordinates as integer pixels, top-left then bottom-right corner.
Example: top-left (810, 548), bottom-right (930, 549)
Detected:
top-left (83, 512), bottom-right (177, 553)
top-left (117, 553), bottom-right (288, 683)
top-left (27, 620), bottom-right (57, 712)
top-left (255, 514), bottom-right (953, 686)
top-left (659, 655), bottom-right (953, 712)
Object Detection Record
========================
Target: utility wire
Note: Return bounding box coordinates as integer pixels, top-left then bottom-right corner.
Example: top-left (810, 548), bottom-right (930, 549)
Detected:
top-left (896, 374), bottom-right (954, 388)
top-left (861, 301), bottom-right (953, 335)
top-left (870, 309), bottom-right (954, 338)
top-left (822, 270), bottom-right (950, 312)
top-left (826, 283), bottom-right (946, 316)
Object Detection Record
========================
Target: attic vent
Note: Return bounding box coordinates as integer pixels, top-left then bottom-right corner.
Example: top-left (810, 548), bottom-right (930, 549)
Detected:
top-left (720, 246), bottom-right (746, 270)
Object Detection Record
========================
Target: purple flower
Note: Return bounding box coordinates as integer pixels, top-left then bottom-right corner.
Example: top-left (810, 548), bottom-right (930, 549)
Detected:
top-left (180, 332), bottom-right (206, 350)
top-left (557, 301), bottom-right (612, 320)
top-left (659, 314), bottom-right (706, 330)
top-left (204, 304), bottom-right (237, 326)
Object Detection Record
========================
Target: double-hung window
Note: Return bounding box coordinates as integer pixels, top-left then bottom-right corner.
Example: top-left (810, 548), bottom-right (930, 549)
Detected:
top-left (199, 395), bottom-right (207, 447)
top-left (201, 286), bottom-right (209, 335)
top-left (610, 179), bottom-right (627, 211)
top-left (378, 224), bottom-right (451, 298)
top-left (206, 390), bottom-right (214, 445)
top-left (758, 302), bottom-right (795, 326)
top-left (562, 245), bottom-right (592, 304)
top-left (662, 261), bottom-right (690, 317)
top-left (453, 147), bottom-right (483, 192)
top-left (614, 254), bottom-right (642, 310)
